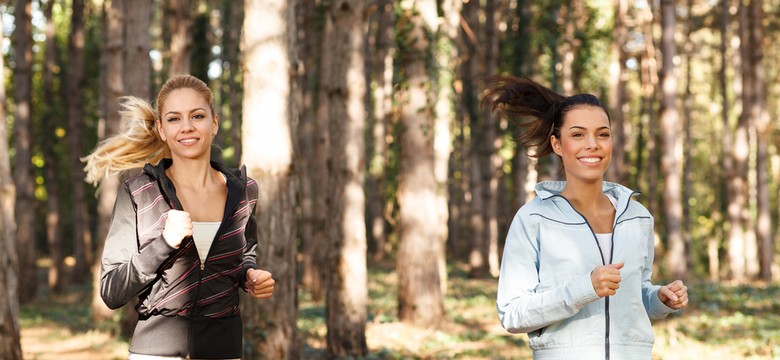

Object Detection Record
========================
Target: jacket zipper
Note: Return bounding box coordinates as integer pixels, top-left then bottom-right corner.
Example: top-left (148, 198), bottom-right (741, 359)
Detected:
top-left (553, 191), bottom-right (636, 360)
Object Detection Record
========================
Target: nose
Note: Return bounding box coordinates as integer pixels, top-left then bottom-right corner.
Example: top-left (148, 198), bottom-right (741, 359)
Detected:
top-left (180, 118), bottom-right (195, 132)
top-left (585, 135), bottom-right (599, 149)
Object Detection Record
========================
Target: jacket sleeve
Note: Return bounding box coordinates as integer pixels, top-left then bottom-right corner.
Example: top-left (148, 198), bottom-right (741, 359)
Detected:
top-left (641, 214), bottom-right (677, 319)
top-left (100, 184), bottom-right (178, 309)
top-left (238, 183), bottom-right (259, 290)
top-left (496, 209), bottom-right (601, 334)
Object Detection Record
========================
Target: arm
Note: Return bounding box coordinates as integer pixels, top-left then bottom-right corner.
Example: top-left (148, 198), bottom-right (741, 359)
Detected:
top-left (100, 185), bottom-right (177, 309)
top-left (238, 184), bottom-right (259, 290)
top-left (496, 211), bottom-right (601, 334)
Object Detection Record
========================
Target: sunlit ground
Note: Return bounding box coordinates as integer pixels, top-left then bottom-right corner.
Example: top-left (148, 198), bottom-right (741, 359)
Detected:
top-left (19, 261), bottom-right (780, 359)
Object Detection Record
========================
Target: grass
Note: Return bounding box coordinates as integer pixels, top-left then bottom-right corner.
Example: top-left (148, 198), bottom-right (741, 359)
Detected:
top-left (19, 263), bottom-right (780, 359)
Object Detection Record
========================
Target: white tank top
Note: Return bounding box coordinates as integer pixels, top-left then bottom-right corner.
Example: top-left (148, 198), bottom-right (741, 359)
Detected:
top-left (192, 222), bottom-right (221, 264)
top-left (595, 194), bottom-right (618, 262)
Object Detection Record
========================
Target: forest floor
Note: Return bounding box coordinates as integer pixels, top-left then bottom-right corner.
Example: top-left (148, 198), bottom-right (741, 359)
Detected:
top-left (20, 261), bottom-right (780, 359)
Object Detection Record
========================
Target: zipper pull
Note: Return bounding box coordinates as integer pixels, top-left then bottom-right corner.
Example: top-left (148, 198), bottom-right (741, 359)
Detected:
top-left (200, 263), bottom-right (205, 270)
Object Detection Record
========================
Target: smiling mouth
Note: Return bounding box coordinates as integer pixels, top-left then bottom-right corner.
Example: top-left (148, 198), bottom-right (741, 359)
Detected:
top-left (578, 157), bottom-right (602, 164)
top-left (178, 138), bottom-right (199, 144)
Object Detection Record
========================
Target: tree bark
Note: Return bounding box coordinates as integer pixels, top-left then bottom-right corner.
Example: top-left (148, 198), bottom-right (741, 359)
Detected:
top-left (366, 0), bottom-right (393, 262)
top-left (93, 0), bottom-right (124, 322)
top-left (301, 0), bottom-right (328, 302)
top-left (396, 0), bottom-right (445, 326)
top-left (727, 0), bottom-right (751, 282)
top-left (607, 0), bottom-right (628, 184)
top-left (714, 0), bottom-right (730, 282)
top-left (221, 1), bottom-right (243, 165)
top-left (747, 0), bottom-right (770, 281)
top-left (13, 0), bottom-right (37, 303)
top-left (118, 0), bottom-right (152, 337)
top-left (0, 8), bottom-right (22, 357)
top-left (321, 2), bottom-right (369, 355)
top-left (168, 0), bottom-right (193, 75)
top-left (42, 0), bottom-right (65, 293)
top-left (241, 1), bottom-right (298, 358)
top-left (659, 0), bottom-right (687, 280)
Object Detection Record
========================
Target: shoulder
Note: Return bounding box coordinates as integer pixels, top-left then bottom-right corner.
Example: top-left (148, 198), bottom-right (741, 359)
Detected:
top-left (123, 171), bottom-right (157, 194)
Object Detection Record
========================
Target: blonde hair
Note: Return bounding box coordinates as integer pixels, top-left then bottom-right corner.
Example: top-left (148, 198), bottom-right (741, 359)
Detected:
top-left (82, 75), bottom-right (215, 185)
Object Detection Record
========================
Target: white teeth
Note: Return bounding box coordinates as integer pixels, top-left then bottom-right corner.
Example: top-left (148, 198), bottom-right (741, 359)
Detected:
top-left (580, 157), bottom-right (600, 164)
top-left (179, 139), bottom-right (197, 144)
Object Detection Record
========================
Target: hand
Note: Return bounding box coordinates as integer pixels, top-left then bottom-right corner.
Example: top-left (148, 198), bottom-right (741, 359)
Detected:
top-left (658, 280), bottom-right (688, 309)
top-left (591, 262), bottom-right (624, 298)
top-left (246, 269), bottom-right (275, 299)
top-left (162, 210), bottom-right (192, 249)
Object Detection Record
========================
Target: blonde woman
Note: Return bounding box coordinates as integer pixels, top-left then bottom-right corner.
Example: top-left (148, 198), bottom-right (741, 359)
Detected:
top-left (84, 75), bottom-right (274, 359)
top-left (484, 76), bottom-right (688, 360)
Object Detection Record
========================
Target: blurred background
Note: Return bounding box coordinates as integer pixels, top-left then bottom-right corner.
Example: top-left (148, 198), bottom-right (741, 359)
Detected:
top-left (0, 0), bottom-right (778, 358)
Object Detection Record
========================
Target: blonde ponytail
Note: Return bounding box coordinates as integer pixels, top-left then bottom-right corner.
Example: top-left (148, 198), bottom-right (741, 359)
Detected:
top-left (82, 96), bottom-right (168, 186)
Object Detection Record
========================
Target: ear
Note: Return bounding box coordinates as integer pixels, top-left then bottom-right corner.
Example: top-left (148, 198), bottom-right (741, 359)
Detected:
top-left (551, 135), bottom-right (563, 156)
top-left (212, 114), bottom-right (219, 136)
top-left (156, 119), bottom-right (166, 141)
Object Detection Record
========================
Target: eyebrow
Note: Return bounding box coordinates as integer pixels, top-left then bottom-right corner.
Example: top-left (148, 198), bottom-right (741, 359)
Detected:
top-left (164, 107), bottom-right (207, 117)
top-left (569, 125), bottom-right (611, 131)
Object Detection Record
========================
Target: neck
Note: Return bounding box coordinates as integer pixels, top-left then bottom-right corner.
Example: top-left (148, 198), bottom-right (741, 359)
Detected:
top-left (166, 157), bottom-right (216, 188)
top-left (560, 178), bottom-right (604, 206)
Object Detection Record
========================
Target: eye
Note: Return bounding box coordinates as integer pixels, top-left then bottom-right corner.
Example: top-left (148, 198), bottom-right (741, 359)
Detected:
top-left (166, 116), bottom-right (180, 122)
top-left (193, 114), bottom-right (206, 120)
top-left (598, 132), bottom-right (611, 138)
top-left (571, 132), bottom-right (584, 138)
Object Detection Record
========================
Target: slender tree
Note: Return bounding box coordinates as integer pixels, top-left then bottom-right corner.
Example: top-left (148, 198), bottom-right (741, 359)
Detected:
top-left (42, 0), bottom-right (65, 293)
top-left (13, 0), bottom-right (37, 302)
top-left (92, 0), bottom-right (124, 321)
top-left (747, 0), bottom-right (771, 280)
top-left (168, 0), bottom-right (193, 75)
top-left (396, 0), bottom-right (445, 325)
top-left (607, 0), bottom-right (628, 184)
top-left (0, 9), bottom-right (22, 357)
top-left (321, 1), bottom-right (369, 355)
top-left (659, 0), bottom-right (687, 279)
top-left (241, 1), bottom-right (298, 358)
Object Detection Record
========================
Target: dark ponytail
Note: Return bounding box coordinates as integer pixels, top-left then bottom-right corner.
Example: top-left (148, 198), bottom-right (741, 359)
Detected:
top-left (481, 75), bottom-right (609, 157)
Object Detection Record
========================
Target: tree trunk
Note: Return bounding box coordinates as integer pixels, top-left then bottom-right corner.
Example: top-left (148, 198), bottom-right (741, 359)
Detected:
top-left (396, 0), bottom-right (445, 326)
top-left (607, 0), bottom-right (628, 184)
top-left (0, 10), bottom-right (22, 357)
top-left (119, 0), bottom-right (152, 337)
top-left (241, 1), bottom-right (298, 358)
top-left (479, 0), bottom-right (500, 278)
top-left (297, 0), bottom-right (325, 300)
top-left (43, 0), bottom-right (65, 293)
top-left (748, 0), bottom-right (771, 281)
top-left (727, 0), bottom-right (751, 282)
top-left (714, 0), bottom-right (730, 282)
top-left (168, 0), bottom-right (193, 75)
top-left (366, 0), bottom-right (393, 262)
top-left (221, 1), bottom-right (243, 165)
top-left (93, 0), bottom-right (124, 322)
top-left (659, 0), bottom-right (687, 280)
top-left (321, 2), bottom-right (369, 355)
top-left (13, 0), bottom-right (37, 303)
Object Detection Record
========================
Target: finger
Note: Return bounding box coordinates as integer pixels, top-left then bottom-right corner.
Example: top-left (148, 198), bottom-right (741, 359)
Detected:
top-left (660, 286), bottom-right (678, 302)
top-left (251, 271), bottom-right (273, 284)
top-left (610, 262), bottom-right (625, 270)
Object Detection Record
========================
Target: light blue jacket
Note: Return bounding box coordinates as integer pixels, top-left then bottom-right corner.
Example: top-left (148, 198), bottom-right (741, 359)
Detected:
top-left (496, 181), bottom-right (676, 360)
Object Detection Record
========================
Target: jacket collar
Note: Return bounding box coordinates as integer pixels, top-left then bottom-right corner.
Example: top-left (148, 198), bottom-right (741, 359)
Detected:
top-left (534, 181), bottom-right (639, 214)
top-left (143, 159), bottom-right (247, 221)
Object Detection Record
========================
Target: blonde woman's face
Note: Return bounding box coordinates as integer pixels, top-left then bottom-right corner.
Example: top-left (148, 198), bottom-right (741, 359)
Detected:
top-left (550, 106), bottom-right (612, 184)
top-left (157, 88), bottom-right (217, 162)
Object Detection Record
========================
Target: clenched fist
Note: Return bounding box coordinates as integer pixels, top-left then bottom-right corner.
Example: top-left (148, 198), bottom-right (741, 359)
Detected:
top-left (246, 269), bottom-right (275, 299)
top-left (591, 262), bottom-right (624, 298)
top-left (162, 210), bottom-right (192, 249)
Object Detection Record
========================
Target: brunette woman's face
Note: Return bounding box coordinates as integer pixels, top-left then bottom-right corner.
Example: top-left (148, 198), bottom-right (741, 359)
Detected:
top-left (550, 105), bottom-right (612, 184)
top-left (157, 88), bottom-right (217, 161)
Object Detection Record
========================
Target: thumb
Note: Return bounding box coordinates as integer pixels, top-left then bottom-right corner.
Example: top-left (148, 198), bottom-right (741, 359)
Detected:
top-left (610, 262), bottom-right (625, 270)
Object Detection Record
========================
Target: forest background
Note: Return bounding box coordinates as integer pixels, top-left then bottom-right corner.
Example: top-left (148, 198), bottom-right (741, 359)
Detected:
top-left (1, 0), bottom-right (779, 359)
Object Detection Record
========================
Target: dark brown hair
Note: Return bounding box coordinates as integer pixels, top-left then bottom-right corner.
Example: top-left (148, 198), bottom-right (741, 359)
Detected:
top-left (481, 75), bottom-right (610, 157)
